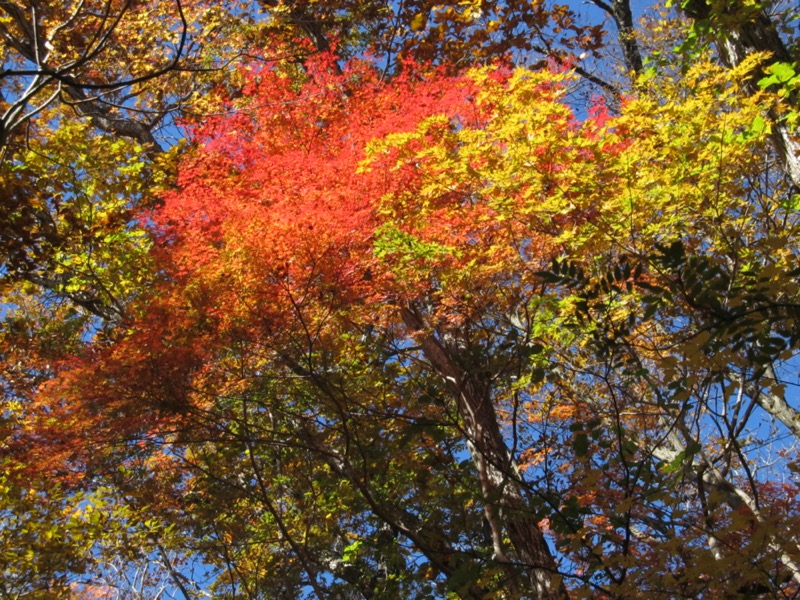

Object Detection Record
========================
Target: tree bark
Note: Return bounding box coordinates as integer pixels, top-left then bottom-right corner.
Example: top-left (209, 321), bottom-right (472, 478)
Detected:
top-left (590, 0), bottom-right (643, 75)
top-left (683, 2), bottom-right (800, 187)
top-left (745, 364), bottom-right (800, 440)
top-left (401, 305), bottom-right (567, 599)
top-left (652, 422), bottom-right (800, 589)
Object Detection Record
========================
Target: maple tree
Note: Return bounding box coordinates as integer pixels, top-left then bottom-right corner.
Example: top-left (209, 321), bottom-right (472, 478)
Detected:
top-left (2, 1), bottom-right (800, 599)
top-left (0, 0), bottom-right (615, 329)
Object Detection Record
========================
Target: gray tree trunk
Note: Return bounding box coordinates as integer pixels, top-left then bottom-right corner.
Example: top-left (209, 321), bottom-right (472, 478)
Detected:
top-left (684, 2), bottom-right (800, 187)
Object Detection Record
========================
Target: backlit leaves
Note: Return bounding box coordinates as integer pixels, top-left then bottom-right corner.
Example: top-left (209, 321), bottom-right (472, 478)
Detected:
top-left (5, 2), bottom-right (800, 598)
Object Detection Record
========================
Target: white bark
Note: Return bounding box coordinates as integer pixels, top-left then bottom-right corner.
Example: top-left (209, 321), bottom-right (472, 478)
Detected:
top-left (713, 11), bottom-right (800, 188)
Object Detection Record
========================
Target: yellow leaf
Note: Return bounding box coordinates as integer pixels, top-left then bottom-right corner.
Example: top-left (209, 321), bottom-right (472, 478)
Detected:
top-left (410, 12), bottom-right (427, 31)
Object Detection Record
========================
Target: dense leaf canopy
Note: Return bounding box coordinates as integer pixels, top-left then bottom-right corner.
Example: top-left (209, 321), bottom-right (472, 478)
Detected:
top-left (1, 0), bottom-right (800, 598)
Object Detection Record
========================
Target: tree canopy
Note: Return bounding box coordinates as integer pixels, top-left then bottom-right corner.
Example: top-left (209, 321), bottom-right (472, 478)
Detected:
top-left (2, 0), bottom-right (800, 598)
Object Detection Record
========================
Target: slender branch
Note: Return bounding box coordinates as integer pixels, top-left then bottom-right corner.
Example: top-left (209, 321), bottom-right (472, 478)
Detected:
top-left (154, 542), bottom-right (193, 600)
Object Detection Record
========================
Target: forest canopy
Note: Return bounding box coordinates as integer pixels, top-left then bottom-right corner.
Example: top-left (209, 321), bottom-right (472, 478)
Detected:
top-left (1, 0), bottom-right (800, 598)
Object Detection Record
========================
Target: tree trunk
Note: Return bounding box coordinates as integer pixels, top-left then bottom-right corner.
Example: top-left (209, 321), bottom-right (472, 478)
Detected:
top-left (401, 306), bottom-right (567, 599)
top-left (590, 0), bottom-right (643, 75)
top-left (684, 2), bottom-right (800, 187)
top-left (745, 364), bottom-right (800, 440)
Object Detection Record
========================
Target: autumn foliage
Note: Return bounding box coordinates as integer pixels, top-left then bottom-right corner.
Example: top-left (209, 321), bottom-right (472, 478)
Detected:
top-left (3, 1), bottom-right (800, 598)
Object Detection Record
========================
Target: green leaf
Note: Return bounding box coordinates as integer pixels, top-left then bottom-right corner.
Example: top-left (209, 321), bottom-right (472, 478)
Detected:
top-left (573, 432), bottom-right (590, 457)
top-left (342, 540), bottom-right (363, 564)
top-left (661, 442), bottom-right (701, 474)
top-left (768, 62), bottom-right (796, 83)
top-left (749, 114), bottom-right (769, 136)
